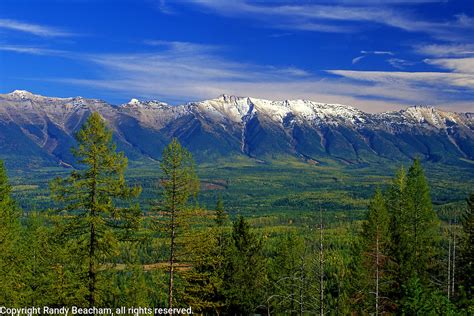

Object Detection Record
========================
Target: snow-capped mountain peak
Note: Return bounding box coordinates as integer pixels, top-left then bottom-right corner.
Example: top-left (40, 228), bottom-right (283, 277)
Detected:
top-left (8, 90), bottom-right (37, 99)
top-left (128, 98), bottom-right (141, 106)
top-left (0, 90), bottom-right (472, 166)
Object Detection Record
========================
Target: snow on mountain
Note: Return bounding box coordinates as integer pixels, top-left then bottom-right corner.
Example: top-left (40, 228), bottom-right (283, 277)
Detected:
top-left (191, 94), bottom-right (367, 126)
top-left (0, 90), bottom-right (473, 167)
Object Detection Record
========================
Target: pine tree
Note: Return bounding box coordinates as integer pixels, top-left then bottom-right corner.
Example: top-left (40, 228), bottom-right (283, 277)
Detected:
top-left (181, 223), bottom-right (227, 314)
top-left (360, 188), bottom-right (391, 315)
top-left (267, 232), bottom-right (307, 314)
top-left (386, 166), bottom-right (408, 295)
top-left (459, 192), bottom-right (474, 304)
top-left (156, 138), bottom-right (199, 309)
top-left (0, 160), bottom-right (23, 305)
top-left (214, 194), bottom-right (228, 226)
top-left (386, 159), bottom-right (441, 311)
top-left (404, 159), bottom-right (440, 283)
top-left (50, 112), bottom-right (141, 307)
top-left (223, 216), bottom-right (267, 314)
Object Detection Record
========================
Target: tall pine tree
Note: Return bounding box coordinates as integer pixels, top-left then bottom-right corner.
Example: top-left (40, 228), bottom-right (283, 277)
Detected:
top-left (0, 160), bottom-right (23, 305)
top-left (360, 188), bottom-right (391, 315)
top-left (50, 112), bottom-right (141, 307)
top-left (459, 192), bottom-right (474, 306)
top-left (404, 159), bottom-right (440, 283)
top-left (386, 159), bottom-right (441, 310)
top-left (155, 138), bottom-right (199, 309)
top-left (223, 216), bottom-right (267, 314)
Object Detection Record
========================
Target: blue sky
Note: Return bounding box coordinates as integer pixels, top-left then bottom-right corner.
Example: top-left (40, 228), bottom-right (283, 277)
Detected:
top-left (1, 0), bottom-right (473, 112)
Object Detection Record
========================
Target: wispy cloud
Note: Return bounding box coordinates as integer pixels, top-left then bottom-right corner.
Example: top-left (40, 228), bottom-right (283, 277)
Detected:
top-left (177, 0), bottom-right (473, 40)
top-left (425, 57), bottom-right (474, 74)
top-left (327, 70), bottom-right (474, 90)
top-left (0, 18), bottom-right (73, 37)
top-left (415, 43), bottom-right (474, 57)
top-left (352, 50), bottom-right (394, 64)
top-left (387, 58), bottom-right (416, 69)
top-left (143, 39), bottom-right (220, 53)
top-left (0, 44), bottom-right (67, 56)
top-left (39, 40), bottom-right (470, 112)
top-left (5, 36), bottom-right (473, 112)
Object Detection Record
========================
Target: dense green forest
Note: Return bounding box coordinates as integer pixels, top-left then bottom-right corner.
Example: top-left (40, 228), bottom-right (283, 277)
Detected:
top-left (1, 112), bottom-right (473, 315)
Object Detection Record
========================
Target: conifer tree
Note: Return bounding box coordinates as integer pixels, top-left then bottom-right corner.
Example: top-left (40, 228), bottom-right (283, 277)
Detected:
top-left (0, 160), bottom-right (23, 305)
top-left (223, 216), bottom-right (267, 314)
top-left (403, 159), bottom-right (440, 283)
top-left (214, 194), bottom-right (227, 226)
top-left (267, 232), bottom-right (307, 314)
top-left (386, 159), bottom-right (441, 310)
top-left (361, 188), bottom-right (391, 315)
top-left (50, 112), bottom-right (141, 307)
top-left (459, 192), bottom-right (474, 303)
top-left (156, 138), bottom-right (199, 309)
top-left (181, 223), bottom-right (227, 314)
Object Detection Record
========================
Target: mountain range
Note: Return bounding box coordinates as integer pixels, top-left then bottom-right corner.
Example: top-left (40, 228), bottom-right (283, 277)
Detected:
top-left (0, 90), bottom-right (473, 169)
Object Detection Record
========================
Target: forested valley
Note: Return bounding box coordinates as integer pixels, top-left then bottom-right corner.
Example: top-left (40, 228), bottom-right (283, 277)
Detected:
top-left (1, 112), bottom-right (473, 315)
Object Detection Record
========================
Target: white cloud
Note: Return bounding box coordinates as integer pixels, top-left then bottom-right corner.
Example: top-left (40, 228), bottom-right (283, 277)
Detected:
top-left (415, 44), bottom-right (474, 57)
top-left (327, 69), bottom-right (474, 89)
top-left (387, 58), bottom-right (415, 69)
top-left (177, 0), bottom-right (473, 40)
top-left (0, 44), bottom-right (67, 56)
top-left (45, 41), bottom-right (472, 112)
top-left (5, 38), bottom-right (473, 112)
top-left (352, 50), bottom-right (395, 64)
top-left (415, 43), bottom-right (474, 57)
top-left (352, 56), bottom-right (366, 64)
top-left (425, 57), bottom-right (474, 74)
top-left (360, 51), bottom-right (393, 55)
top-left (0, 18), bottom-right (73, 37)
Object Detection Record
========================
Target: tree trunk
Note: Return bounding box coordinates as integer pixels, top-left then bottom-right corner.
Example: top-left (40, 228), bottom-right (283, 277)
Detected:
top-left (168, 222), bottom-right (175, 309)
top-left (89, 221), bottom-right (96, 307)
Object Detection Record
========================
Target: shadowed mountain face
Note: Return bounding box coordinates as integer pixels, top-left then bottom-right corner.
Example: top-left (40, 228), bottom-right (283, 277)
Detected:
top-left (0, 90), bottom-right (473, 169)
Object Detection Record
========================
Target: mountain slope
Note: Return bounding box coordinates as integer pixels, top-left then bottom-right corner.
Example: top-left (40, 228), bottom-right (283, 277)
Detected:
top-left (0, 90), bottom-right (473, 169)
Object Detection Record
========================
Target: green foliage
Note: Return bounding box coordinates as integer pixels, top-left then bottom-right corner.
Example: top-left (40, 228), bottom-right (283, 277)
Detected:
top-left (267, 232), bottom-right (307, 314)
top-left (0, 160), bottom-right (23, 305)
top-left (459, 192), bottom-right (474, 306)
top-left (404, 159), bottom-right (441, 282)
top-left (1, 136), bottom-right (471, 313)
top-left (181, 225), bottom-right (227, 314)
top-left (50, 112), bottom-right (141, 306)
top-left (359, 188), bottom-right (392, 314)
top-left (401, 276), bottom-right (457, 315)
top-left (155, 138), bottom-right (199, 308)
top-left (388, 159), bottom-right (441, 297)
top-left (223, 216), bottom-right (267, 314)
top-left (214, 194), bottom-right (228, 226)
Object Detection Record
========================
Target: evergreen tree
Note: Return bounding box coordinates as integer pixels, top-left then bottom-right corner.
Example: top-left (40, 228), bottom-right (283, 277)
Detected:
top-left (156, 138), bottom-right (199, 309)
top-left (223, 216), bottom-right (267, 314)
top-left (267, 232), bottom-right (307, 314)
top-left (459, 192), bottom-right (474, 305)
top-left (360, 188), bottom-right (391, 315)
top-left (181, 223), bottom-right (227, 314)
top-left (386, 165), bottom-right (408, 297)
top-left (0, 160), bottom-right (23, 305)
top-left (403, 159), bottom-right (440, 283)
top-left (386, 159), bottom-right (441, 311)
top-left (50, 112), bottom-right (141, 307)
top-left (214, 194), bottom-right (228, 226)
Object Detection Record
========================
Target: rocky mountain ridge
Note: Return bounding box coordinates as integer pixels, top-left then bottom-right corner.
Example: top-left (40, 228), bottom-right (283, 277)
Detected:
top-left (0, 90), bottom-right (473, 168)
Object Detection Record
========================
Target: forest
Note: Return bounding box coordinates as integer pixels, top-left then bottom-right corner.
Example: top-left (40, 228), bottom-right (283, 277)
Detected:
top-left (0, 112), bottom-right (473, 315)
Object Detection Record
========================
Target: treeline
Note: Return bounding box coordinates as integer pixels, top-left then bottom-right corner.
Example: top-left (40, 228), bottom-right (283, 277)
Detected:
top-left (0, 112), bottom-right (473, 314)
